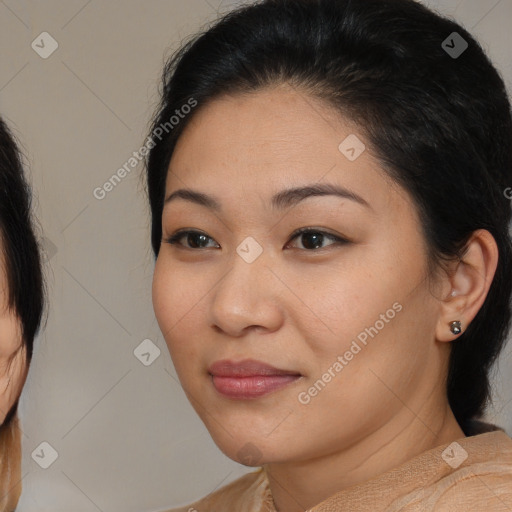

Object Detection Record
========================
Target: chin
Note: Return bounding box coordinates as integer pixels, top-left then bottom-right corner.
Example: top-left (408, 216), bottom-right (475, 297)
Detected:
top-left (207, 428), bottom-right (296, 466)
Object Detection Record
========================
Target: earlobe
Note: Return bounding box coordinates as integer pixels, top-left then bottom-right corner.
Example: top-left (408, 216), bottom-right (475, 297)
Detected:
top-left (435, 229), bottom-right (499, 343)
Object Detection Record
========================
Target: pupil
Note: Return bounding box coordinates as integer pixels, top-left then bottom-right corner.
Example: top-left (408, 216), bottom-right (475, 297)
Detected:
top-left (303, 233), bottom-right (323, 249)
top-left (189, 233), bottom-right (208, 248)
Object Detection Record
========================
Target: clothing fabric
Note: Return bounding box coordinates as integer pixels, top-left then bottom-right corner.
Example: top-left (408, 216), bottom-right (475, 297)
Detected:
top-left (164, 424), bottom-right (512, 511)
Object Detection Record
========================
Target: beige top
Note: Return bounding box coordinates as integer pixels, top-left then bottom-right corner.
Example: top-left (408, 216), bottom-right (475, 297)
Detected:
top-left (164, 428), bottom-right (512, 512)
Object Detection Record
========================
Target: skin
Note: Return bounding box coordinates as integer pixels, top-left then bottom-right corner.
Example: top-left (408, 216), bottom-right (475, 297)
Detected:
top-left (0, 253), bottom-right (27, 426)
top-left (152, 84), bottom-right (498, 511)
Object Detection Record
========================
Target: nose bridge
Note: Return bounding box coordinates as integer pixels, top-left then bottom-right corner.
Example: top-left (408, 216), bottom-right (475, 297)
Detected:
top-left (235, 235), bottom-right (265, 266)
top-left (208, 235), bottom-right (281, 334)
top-left (219, 235), bottom-right (269, 300)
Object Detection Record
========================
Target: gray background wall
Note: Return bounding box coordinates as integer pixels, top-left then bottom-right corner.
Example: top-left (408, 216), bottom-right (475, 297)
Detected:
top-left (0, 0), bottom-right (510, 510)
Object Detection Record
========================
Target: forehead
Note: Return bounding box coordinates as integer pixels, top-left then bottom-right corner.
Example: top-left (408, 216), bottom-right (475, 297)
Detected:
top-left (166, 86), bottom-right (411, 218)
top-left (171, 86), bottom-right (349, 174)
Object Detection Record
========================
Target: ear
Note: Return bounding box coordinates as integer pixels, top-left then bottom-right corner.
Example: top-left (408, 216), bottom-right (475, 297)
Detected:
top-left (435, 229), bottom-right (499, 342)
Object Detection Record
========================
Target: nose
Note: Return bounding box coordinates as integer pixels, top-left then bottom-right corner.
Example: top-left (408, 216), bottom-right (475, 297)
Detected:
top-left (207, 247), bottom-right (284, 337)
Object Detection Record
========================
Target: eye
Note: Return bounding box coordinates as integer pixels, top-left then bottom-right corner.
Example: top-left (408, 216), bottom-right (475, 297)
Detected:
top-left (165, 230), bottom-right (219, 249)
top-left (286, 228), bottom-right (349, 250)
top-left (164, 228), bottom-right (349, 251)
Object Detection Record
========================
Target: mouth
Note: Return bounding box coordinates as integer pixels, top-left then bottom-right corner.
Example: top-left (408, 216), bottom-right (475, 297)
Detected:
top-left (208, 358), bottom-right (302, 399)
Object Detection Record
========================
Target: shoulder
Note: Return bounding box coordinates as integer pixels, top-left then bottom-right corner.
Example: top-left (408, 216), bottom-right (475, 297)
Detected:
top-left (161, 468), bottom-right (268, 512)
top-left (430, 470), bottom-right (512, 511)
top-left (413, 431), bottom-right (512, 511)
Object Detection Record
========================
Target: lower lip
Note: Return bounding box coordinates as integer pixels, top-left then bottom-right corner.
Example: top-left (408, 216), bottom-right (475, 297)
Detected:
top-left (211, 374), bottom-right (301, 399)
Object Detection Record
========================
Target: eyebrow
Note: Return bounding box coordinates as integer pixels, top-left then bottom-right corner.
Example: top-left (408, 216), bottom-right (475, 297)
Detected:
top-left (164, 183), bottom-right (371, 211)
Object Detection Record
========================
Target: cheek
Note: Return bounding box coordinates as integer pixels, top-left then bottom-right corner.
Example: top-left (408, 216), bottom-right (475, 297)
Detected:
top-left (152, 256), bottom-right (194, 332)
top-left (152, 257), bottom-right (172, 332)
top-left (0, 314), bottom-right (26, 423)
top-left (0, 311), bottom-right (23, 359)
top-left (151, 256), bottom-right (205, 366)
top-left (317, 274), bottom-right (437, 404)
top-left (290, 260), bottom-right (398, 347)
top-left (296, 246), bottom-right (430, 381)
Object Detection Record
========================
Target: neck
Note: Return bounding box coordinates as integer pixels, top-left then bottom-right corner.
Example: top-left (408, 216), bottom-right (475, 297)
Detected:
top-left (262, 402), bottom-right (465, 512)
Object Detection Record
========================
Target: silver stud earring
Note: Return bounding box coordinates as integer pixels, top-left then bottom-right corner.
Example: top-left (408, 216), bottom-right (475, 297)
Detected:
top-left (450, 321), bottom-right (462, 335)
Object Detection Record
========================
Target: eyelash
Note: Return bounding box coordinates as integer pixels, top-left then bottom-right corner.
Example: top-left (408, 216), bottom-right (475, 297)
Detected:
top-left (164, 228), bottom-right (350, 251)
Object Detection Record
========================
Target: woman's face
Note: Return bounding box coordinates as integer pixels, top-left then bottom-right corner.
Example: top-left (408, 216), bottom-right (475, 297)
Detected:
top-left (0, 254), bottom-right (27, 425)
top-left (152, 85), bottom-right (450, 465)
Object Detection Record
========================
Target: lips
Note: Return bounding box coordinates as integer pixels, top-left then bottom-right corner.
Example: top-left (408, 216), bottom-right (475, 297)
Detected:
top-left (208, 359), bottom-right (302, 399)
top-left (208, 359), bottom-right (300, 377)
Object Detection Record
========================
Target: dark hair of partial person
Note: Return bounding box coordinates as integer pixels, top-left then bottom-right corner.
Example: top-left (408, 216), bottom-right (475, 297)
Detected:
top-left (145, 0), bottom-right (512, 436)
top-left (0, 117), bottom-right (45, 425)
top-left (0, 118), bottom-right (44, 509)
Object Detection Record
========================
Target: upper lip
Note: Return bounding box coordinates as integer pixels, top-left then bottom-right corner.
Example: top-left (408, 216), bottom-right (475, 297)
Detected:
top-left (208, 359), bottom-right (301, 377)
